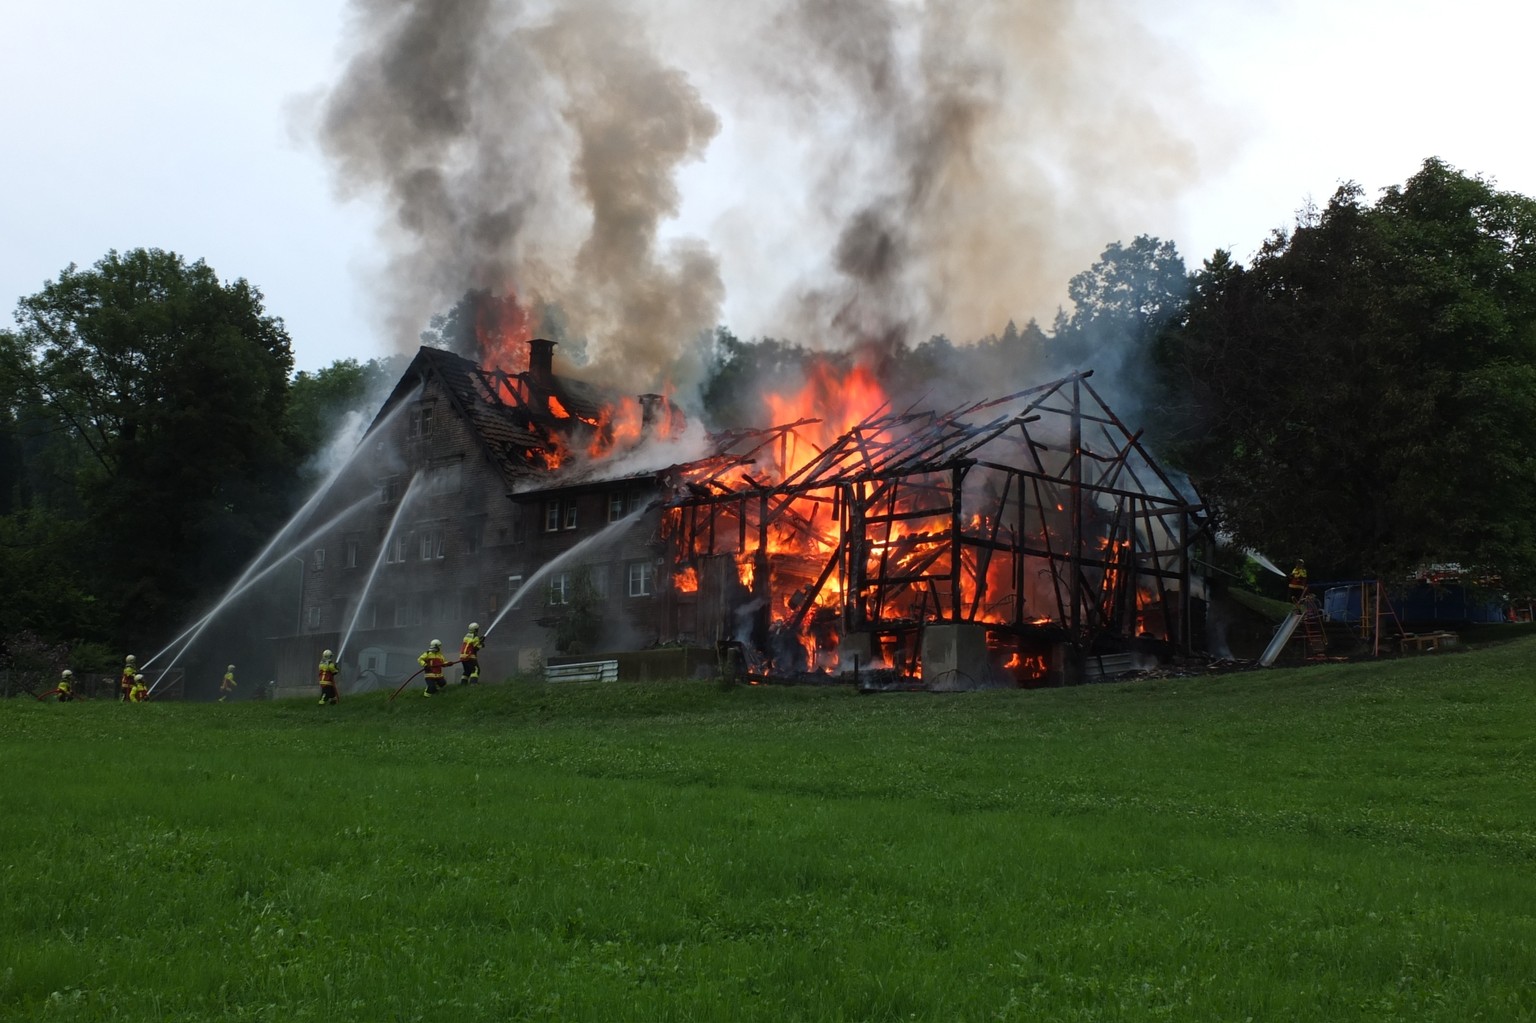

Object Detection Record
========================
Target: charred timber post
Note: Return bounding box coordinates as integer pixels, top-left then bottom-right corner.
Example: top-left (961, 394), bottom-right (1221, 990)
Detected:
top-left (754, 492), bottom-right (770, 650)
top-left (845, 483), bottom-right (867, 632)
top-left (1069, 377), bottom-right (1083, 644)
top-left (950, 463), bottom-right (968, 621)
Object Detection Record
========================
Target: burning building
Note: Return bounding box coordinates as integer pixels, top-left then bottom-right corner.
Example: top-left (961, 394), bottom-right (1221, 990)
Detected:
top-left (274, 339), bottom-right (1208, 693)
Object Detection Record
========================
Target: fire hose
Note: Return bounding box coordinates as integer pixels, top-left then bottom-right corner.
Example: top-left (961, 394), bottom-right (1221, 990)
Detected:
top-left (387, 660), bottom-right (458, 702)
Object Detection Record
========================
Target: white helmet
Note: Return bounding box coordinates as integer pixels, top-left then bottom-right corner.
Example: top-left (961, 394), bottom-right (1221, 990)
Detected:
top-left (322, 649), bottom-right (334, 659)
top-left (429, 639), bottom-right (442, 651)
top-left (62, 669), bottom-right (73, 678)
top-left (125, 655), bottom-right (137, 665)
top-left (134, 674), bottom-right (145, 682)
top-left (468, 623), bottom-right (480, 634)
top-left (227, 664), bottom-right (235, 672)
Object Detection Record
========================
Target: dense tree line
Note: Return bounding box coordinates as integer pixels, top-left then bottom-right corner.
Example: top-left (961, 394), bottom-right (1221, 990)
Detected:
top-left (6, 156), bottom-right (1533, 678)
top-left (1152, 158), bottom-right (1536, 591)
top-left (0, 249), bottom-right (398, 677)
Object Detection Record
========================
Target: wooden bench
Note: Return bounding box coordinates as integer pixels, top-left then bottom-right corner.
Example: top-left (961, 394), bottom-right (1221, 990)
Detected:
top-left (1400, 631), bottom-right (1457, 653)
top-left (544, 660), bottom-right (619, 683)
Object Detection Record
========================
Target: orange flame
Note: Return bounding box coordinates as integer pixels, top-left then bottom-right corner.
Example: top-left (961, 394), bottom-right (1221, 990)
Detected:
top-left (474, 292), bottom-right (532, 372)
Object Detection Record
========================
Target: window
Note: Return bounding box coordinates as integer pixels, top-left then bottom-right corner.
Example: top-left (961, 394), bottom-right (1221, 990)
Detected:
top-left (419, 526), bottom-right (445, 561)
top-left (345, 539), bottom-right (359, 569)
top-left (545, 498), bottom-right (578, 532)
top-left (379, 476), bottom-right (405, 505)
top-left (609, 489), bottom-right (648, 521)
top-left (427, 460), bottom-right (462, 495)
top-left (507, 575), bottom-right (525, 608)
top-left (385, 533), bottom-right (411, 565)
top-left (628, 561), bottom-right (655, 597)
top-left (548, 571), bottom-right (572, 605)
top-left (394, 598), bottom-right (415, 628)
top-left (408, 404), bottom-right (434, 440)
top-left (305, 606), bottom-right (321, 628)
top-left (510, 507), bottom-right (526, 544)
top-left (312, 548), bottom-right (326, 571)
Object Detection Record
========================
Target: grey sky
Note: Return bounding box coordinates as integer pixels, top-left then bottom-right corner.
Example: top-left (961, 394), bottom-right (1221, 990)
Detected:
top-left (3, 0), bottom-right (1531, 375)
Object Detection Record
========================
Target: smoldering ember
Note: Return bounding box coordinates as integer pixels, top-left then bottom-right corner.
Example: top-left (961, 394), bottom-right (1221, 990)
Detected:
top-left (250, 324), bottom-right (1208, 697)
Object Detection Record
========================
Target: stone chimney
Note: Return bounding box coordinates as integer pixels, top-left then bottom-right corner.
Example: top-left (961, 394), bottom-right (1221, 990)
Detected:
top-left (529, 338), bottom-right (556, 385)
top-left (638, 393), bottom-right (663, 429)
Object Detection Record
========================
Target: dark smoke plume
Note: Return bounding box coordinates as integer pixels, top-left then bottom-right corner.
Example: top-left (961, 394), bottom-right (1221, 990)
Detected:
top-left (317, 0), bottom-right (1223, 390)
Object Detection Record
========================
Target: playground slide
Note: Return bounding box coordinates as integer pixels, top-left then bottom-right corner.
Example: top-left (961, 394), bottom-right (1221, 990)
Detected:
top-left (1259, 610), bottom-right (1303, 667)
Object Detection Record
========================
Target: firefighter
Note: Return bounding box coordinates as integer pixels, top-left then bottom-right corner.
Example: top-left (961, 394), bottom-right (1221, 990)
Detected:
top-left (1288, 560), bottom-right (1309, 603)
top-left (129, 674), bottom-right (149, 702)
top-left (56, 669), bottom-right (75, 702)
top-left (317, 650), bottom-right (340, 705)
top-left (458, 623), bottom-right (484, 685)
top-left (419, 639), bottom-right (448, 696)
top-left (119, 655), bottom-right (138, 702)
top-left (220, 664), bottom-right (237, 702)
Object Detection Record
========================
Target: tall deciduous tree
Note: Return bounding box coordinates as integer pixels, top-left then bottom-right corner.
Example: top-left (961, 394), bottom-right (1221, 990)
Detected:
top-left (1051, 235), bottom-right (1191, 374)
top-left (6, 248), bottom-right (299, 645)
top-left (1154, 159), bottom-right (1536, 588)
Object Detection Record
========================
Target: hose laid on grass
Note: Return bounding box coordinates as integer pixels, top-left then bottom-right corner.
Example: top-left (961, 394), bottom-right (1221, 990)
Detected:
top-left (388, 660), bottom-right (458, 702)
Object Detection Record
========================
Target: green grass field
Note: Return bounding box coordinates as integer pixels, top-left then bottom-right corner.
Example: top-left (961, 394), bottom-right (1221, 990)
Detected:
top-left (4, 639), bottom-right (1535, 1022)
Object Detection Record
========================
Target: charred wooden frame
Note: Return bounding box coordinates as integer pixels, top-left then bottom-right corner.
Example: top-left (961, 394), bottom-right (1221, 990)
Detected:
top-left (660, 371), bottom-right (1208, 681)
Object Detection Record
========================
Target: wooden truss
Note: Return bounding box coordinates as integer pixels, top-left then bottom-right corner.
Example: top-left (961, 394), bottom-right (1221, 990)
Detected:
top-left (660, 371), bottom-right (1209, 674)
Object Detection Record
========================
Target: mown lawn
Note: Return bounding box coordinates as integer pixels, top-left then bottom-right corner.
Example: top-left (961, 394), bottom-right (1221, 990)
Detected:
top-left (3, 638), bottom-right (1534, 1022)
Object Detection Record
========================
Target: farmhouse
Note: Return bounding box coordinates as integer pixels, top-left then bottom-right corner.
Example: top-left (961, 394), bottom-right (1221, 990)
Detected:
top-left (273, 341), bottom-right (1210, 692)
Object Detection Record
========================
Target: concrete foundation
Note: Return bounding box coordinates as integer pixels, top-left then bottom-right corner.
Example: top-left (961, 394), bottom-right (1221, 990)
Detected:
top-left (920, 623), bottom-right (992, 691)
top-left (836, 633), bottom-right (875, 674)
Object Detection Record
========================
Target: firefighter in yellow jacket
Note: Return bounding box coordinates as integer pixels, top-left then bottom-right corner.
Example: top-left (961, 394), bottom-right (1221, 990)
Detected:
top-left (317, 650), bottom-right (340, 705)
top-left (1288, 560), bottom-right (1309, 603)
top-left (119, 655), bottom-right (138, 702)
top-left (129, 675), bottom-right (149, 702)
top-left (55, 669), bottom-right (75, 702)
top-left (220, 664), bottom-right (237, 702)
top-left (458, 623), bottom-right (484, 685)
top-left (419, 639), bottom-right (448, 696)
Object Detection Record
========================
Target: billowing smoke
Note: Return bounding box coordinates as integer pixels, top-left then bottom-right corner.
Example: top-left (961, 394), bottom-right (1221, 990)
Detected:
top-left (317, 0), bottom-right (1220, 391)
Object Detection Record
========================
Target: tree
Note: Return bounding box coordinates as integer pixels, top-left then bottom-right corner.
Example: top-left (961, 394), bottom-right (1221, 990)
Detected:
top-left (5, 248), bottom-right (300, 646)
top-left (1154, 159), bottom-right (1536, 588)
top-left (1050, 235), bottom-right (1190, 375)
top-left (286, 356), bottom-right (407, 463)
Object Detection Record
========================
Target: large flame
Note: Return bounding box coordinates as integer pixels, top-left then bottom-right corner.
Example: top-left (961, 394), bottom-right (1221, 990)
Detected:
top-left (474, 292), bottom-right (532, 371)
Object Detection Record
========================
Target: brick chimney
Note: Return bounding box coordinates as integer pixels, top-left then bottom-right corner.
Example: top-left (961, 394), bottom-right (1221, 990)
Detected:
top-left (529, 338), bottom-right (555, 385)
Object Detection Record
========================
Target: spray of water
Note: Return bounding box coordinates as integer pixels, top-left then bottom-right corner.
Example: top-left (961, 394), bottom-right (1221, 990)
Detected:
top-left (484, 504), bottom-right (653, 639)
top-left (205, 389), bottom-right (419, 617)
top-left (144, 495), bottom-right (376, 693)
top-left (335, 472), bottom-right (425, 666)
